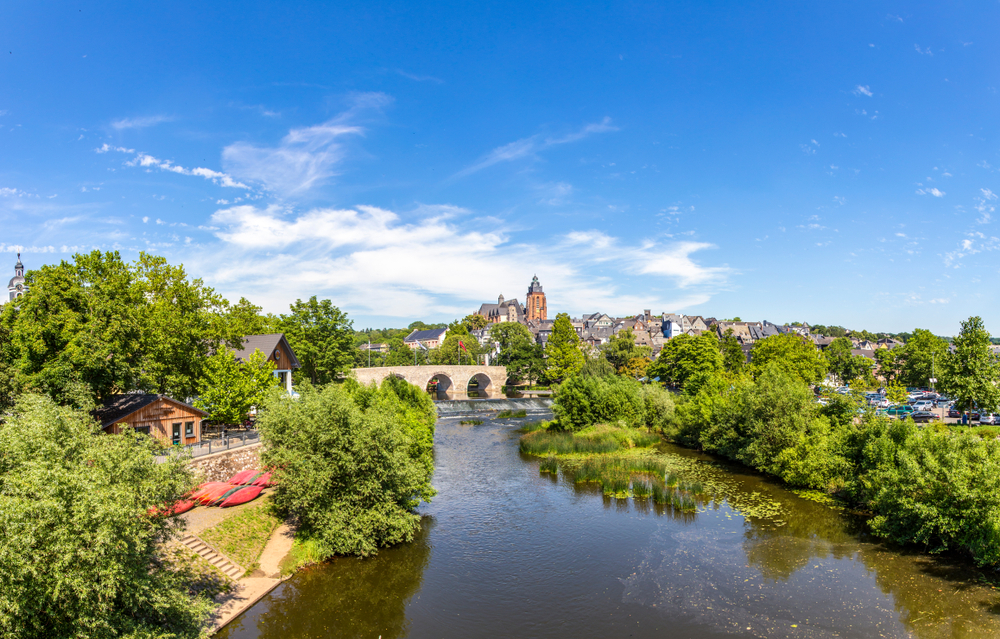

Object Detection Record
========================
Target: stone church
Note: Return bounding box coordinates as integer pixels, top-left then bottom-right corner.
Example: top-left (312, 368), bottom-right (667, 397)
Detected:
top-left (474, 275), bottom-right (548, 325)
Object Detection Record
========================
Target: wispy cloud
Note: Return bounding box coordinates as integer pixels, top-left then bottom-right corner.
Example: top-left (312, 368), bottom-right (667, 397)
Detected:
top-left (452, 118), bottom-right (618, 179)
top-left (914, 44), bottom-right (934, 56)
top-left (111, 115), bottom-right (174, 130)
top-left (975, 188), bottom-right (997, 224)
top-left (853, 85), bottom-right (874, 97)
top-left (396, 69), bottom-right (444, 84)
top-left (916, 187), bottom-right (945, 197)
top-left (221, 92), bottom-right (392, 195)
top-left (96, 144), bottom-right (249, 189)
top-left (0, 244), bottom-right (56, 253)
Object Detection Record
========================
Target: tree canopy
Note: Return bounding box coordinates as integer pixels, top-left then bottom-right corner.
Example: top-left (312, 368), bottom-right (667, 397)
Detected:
top-left (544, 313), bottom-right (584, 382)
top-left (648, 333), bottom-right (722, 388)
top-left (489, 321), bottom-right (542, 384)
top-left (195, 348), bottom-right (278, 424)
top-left (601, 329), bottom-right (652, 376)
top-left (280, 296), bottom-right (354, 385)
top-left (896, 328), bottom-right (949, 388)
top-left (0, 395), bottom-right (210, 638)
top-left (749, 333), bottom-right (827, 385)
top-left (824, 337), bottom-right (874, 386)
top-left (939, 316), bottom-right (1000, 412)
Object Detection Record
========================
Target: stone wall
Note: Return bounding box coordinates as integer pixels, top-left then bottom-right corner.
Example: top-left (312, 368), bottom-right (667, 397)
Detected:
top-left (189, 443), bottom-right (263, 483)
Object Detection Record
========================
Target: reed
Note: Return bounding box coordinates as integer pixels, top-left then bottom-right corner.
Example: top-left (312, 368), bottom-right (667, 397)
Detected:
top-left (651, 482), bottom-right (668, 504)
top-left (600, 473), bottom-right (630, 498)
top-left (539, 456), bottom-right (558, 474)
top-left (459, 419), bottom-right (483, 426)
top-left (497, 409), bottom-right (528, 419)
top-left (632, 479), bottom-right (652, 499)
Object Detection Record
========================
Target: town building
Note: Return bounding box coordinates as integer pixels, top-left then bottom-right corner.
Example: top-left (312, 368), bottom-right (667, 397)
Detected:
top-left (475, 293), bottom-right (526, 324)
top-left (525, 275), bottom-right (547, 321)
top-left (404, 327), bottom-right (448, 350)
top-left (7, 253), bottom-right (27, 302)
top-left (94, 394), bottom-right (207, 447)
top-left (233, 334), bottom-right (301, 394)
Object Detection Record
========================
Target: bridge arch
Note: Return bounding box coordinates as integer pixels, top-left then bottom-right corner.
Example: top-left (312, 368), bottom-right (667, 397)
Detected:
top-left (426, 372), bottom-right (454, 394)
top-left (351, 365), bottom-right (509, 398)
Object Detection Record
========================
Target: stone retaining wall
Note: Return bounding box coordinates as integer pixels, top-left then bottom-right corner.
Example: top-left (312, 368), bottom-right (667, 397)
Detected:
top-left (189, 443), bottom-right (262, 483)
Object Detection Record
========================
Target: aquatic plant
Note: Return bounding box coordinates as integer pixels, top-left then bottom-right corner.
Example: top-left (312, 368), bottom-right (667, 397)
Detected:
top-left (539, 457), bottom-right (558, 474)
top-left (497, 409), bottom-right (528, 419)
top-left (459, 419), bottom-right (483, 426)
top-left (632, 479), bottom-right (652, 499)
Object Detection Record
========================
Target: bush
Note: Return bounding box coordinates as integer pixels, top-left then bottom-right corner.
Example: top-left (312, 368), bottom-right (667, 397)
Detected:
top-left (553, 374), bottom-right (645, 431)
top-left (259, 380), bottom-right (435, 558)
top-left (0, 395), bottom-right (210, 638)
top-left (638, 384), bottom-right (676, 433)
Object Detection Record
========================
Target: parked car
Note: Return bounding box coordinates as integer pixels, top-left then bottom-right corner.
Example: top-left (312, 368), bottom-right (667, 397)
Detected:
top-left (948, 406), bottom-right (962, 418)
top-left (980, 413), bottom-right (1000, 426)
top-left (911, 411), bottom-right (941, 424)
top-left (882, 405), bottom-right (914, 419)
top-left (911, 400), bottom-right (935, 411)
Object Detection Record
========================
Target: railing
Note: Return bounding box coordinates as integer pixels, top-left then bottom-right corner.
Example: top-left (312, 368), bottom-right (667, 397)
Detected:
top-left (155, 430), bottom-right (261, 463)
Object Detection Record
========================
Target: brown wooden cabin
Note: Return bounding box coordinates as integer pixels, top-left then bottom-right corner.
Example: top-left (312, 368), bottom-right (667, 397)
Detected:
top-left (94, 394), bottom-right (207, 447)
top-left (233, 334), bottom-right (301, 393)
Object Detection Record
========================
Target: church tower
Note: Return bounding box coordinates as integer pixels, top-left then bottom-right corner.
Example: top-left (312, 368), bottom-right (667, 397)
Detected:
top-left (526, 275), bottom-right (546, 321)
top-left (7, 253), bottom-right (27, 302)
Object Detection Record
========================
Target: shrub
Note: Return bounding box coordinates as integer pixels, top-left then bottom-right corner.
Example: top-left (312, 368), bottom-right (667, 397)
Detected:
top-left (553, 374), bottom-right (644, 431)
top-left (259, 381), bottom-right (435, 558)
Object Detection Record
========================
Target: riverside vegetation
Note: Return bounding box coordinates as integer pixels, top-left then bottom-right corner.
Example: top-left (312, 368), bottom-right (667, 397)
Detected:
top-left (523, 352), bottom-right (1000, 568)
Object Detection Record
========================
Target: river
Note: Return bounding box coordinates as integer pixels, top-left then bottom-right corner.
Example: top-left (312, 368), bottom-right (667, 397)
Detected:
top-left (216, 408), bottom-right (1000, 638)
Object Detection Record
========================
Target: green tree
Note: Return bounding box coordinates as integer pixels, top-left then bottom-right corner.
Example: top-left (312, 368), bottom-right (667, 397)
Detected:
top-left (719, 329), bottom-right (746, 375)
top-left (384, 337), bottom-right (416, 367)
top-left (544, 313), bottom-right (584, 382)
top-left (939, 316), bottom-right (1000, 412)
top-left (489, 321), bottom-right (540, 384)
top-left (648, 333), bottom-right (723, 388)
top-left (601, 329), bottom-right (652, 375)
top-left (0, 395), bottom-right (211, 638)
top-left (280, 296), bottom-right (354, 385)
top-left (825, 337), bottom-right (875, 385)
top-left (259, 380), bottom-right (435, 558)
top-left (433, 320), bottom-right (481, 365)
top-left (195, 348), bottom-right (278, 425)
top-left (896, 328), bottom-right (949, 388)
top-left (462, 313), bottom-right (488, 331)
top-left (749, 333), bottom-right (827, 385)
top-left (873, 347), bottom-right (900, 384)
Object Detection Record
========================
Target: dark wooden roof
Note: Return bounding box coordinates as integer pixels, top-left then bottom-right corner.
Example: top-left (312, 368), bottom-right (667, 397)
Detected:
top-left (93, 394), bottom-right (207, 428)
top-left (234, 333), bottom-right (301, 369)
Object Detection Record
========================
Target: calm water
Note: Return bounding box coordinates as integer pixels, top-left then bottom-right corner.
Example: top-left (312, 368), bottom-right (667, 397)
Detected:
top-left (216, 412), bottom-right (1000, 639)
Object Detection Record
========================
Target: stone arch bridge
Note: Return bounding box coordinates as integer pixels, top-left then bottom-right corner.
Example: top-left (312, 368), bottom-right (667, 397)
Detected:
top-left (351, 365), bottom-right (509, 396)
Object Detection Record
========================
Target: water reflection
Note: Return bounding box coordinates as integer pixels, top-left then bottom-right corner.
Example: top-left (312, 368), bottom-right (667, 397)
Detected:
top-left (217, 413), bottom-right (1000, 639)
top-left (216, 520), bottom-right (433, 639)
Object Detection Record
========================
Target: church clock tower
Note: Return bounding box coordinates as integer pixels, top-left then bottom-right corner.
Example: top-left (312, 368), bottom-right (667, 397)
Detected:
top-left (7, 253), bottom-right (27, 302)
top-left (526, 275), bottom-right (547, 321)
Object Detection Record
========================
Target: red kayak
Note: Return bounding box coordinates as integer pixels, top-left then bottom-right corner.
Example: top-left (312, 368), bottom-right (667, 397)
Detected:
top-left (219, 485), bottom-right (262, 507)
top-left (189, 482), bottom-right (228, 503)
top-left (197, 483), bottom-right (234, 505)
top-left (251, 472), bottom-right (272, 487)
top-left (211, 486), bottom-right (243, 507)
top-left (228, 469), bottom-right (256, 485)
top-left (170, 499), bottom-right (195, 515)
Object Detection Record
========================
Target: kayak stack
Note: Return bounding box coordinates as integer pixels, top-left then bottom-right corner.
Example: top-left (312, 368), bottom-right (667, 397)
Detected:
top-left (152, 469), bottom-right (273, 516)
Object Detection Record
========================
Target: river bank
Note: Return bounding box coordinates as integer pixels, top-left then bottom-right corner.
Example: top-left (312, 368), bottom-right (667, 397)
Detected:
top-left (215, 410), bottom-right (1000, 638)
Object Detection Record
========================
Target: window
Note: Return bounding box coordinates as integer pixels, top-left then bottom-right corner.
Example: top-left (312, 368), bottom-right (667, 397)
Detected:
top-left (135, 424), bottom-right (151, 435)
top-left (185, 421), bottom-right (194, 437)
top-left (172, 423), bottom-right (181, 444)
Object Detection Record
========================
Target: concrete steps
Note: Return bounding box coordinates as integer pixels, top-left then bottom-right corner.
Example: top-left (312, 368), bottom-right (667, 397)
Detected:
top-left (180, 534), bottom-right (245, 580)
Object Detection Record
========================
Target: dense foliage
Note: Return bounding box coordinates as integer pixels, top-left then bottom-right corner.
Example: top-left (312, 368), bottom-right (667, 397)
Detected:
top-left (1, 251), bottom-right (251, 404)
top-left (280, 296), bottom-right (355, 384)
top-left (553, 365), bottom-right (675, 433)
top-left (938, 316), bottom-right (1000, 413)
top-left (749, 333), bottom-right (827, 384)
top-left (648, 333), bottom-right (722, 388)
top-left (0, 395), bottom-right (209, 638)
top-left (195, 347), bottom-right (278, 424)
top-left (258, 378), bottom-right (436, 558)
top-left (544, 313), bottom-right (584, 382)
top-left (489, 321), bottom-right (544, 384)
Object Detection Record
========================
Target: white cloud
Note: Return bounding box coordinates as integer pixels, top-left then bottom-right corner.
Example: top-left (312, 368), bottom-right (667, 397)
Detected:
top-left (974, 188), bottom-right (997, 224)
top-left (0, 244), bottom-right (55, 253)
top-left (915, 187), bottom-right (945, 197)
top-left (111, 115), bottom-right (173, 130)
top-left (142, 216), bottom-right (149, 223)
top-left (853, 85), bottom-right (874, 97)
top-left (222, 92), bottom-right (392, 195)
top-left (396, 69), bottom-right (444, 84)
top-left (98, 146), bottom-right (248, 189)
top-left (190, 203), bottom-right (729, 318)
top-left (452, 117), bottom-right (618, 179)
top-left (0, 187), bottom-right (32, 198)
top-left (914, 44), bottom-right (933, 56)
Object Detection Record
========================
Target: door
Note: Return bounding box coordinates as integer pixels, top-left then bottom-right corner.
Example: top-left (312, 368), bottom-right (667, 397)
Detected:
top-left (172, 423), bottom-right (182, 445)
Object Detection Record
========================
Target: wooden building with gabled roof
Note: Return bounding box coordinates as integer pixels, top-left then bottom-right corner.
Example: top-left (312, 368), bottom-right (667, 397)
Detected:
top-left (94, 394), bottom-right (208, 447)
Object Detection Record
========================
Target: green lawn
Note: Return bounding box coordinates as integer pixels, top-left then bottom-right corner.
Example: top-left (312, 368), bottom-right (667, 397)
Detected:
top-left (201, 499), bottom-right (282, 574)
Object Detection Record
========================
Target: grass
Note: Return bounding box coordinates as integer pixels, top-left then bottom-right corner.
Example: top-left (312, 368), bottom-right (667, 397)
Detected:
top-left (539, 456), bottom-right (558, 473)
top-left (162, 544), bottom-right (236, 595)
top-left (497, 409), bottom-right (528, 419)
top-left (459, 419), bottom-right (483, 425)
top-left (519, 423), bottom-right (661, 457)
top-left (279, 534), bottom-right (327, 576)
top-left (518, 420), bottom-right (551, 433)
top-left (200, 500), bottom-right (282, 575)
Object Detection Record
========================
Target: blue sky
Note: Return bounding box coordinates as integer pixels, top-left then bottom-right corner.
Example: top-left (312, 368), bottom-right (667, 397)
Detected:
top-left (2, 1), bottom-right (999, 334)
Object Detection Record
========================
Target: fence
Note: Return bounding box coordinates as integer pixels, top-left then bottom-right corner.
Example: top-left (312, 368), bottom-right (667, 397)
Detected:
top-left (155, 430), bottom-right (260, 463)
